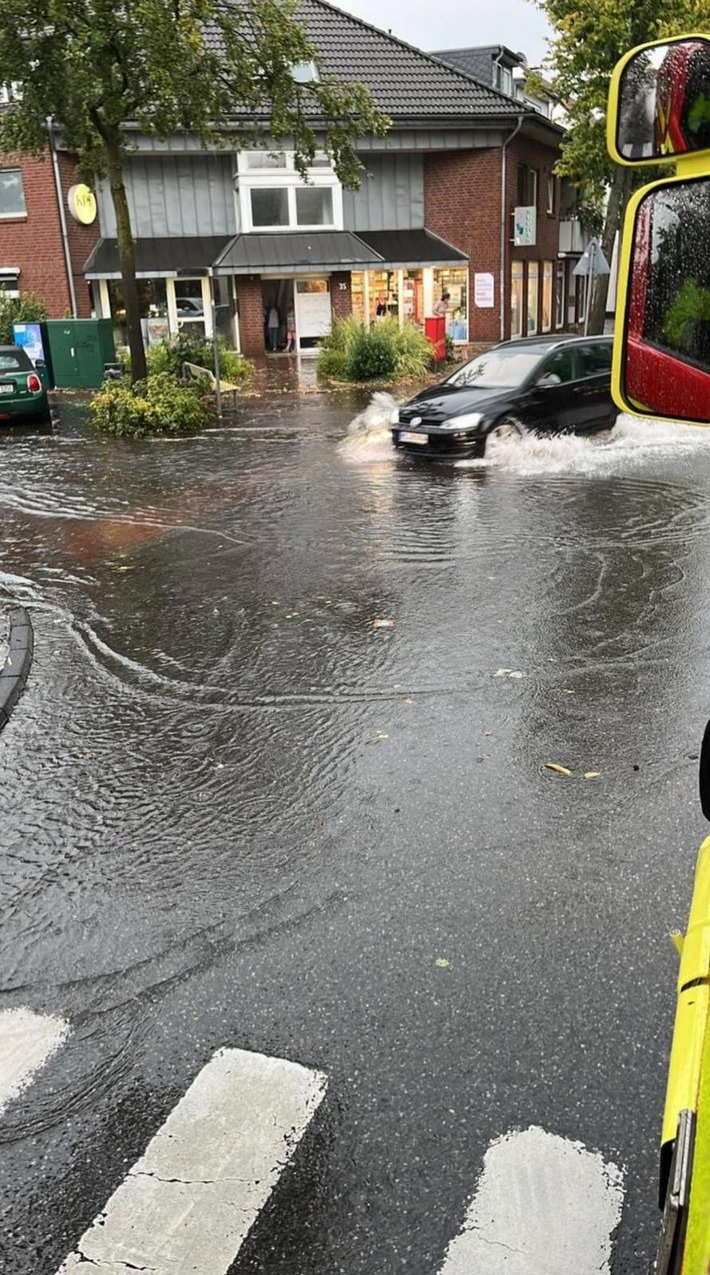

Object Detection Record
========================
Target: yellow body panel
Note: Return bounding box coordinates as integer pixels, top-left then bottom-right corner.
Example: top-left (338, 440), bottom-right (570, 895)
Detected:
top-left (606, 33), bottom-right (710, 168)
top-left (662, 837), bottom-right (710, 1149)
top-left (686, 1038), bottom-right (710, 1274)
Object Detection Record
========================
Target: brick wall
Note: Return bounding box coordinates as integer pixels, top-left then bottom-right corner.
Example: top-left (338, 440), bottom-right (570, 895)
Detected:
top-left (235, 276), bottom-right (265, 356)
top-left (0, 152), bottom-right (70, 314)
top-left (424, 149), bottom-right (502, 343)
top-left (331, 272), bottom-right (352, 322)
top-left (0, 151), bottom-right (99, 318)
top-left (424, 132), bottom-right (565, 342)
top-left (58, 154), bottom-right (100, 318)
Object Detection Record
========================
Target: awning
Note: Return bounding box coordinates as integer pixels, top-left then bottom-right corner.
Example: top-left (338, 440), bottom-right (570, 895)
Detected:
top-left (355, 229), bottom-right (468, 269)
top-left (212, 231), bottom-right (383, 276)
top-left (84, 236), bottom-right (233, 280)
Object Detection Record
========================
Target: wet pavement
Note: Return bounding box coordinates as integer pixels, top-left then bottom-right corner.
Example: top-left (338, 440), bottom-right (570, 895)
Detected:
top-left (2, 393), bottom-right (710, 1273)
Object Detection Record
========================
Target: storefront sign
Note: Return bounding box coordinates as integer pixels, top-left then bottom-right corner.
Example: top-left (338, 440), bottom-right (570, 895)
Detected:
top-left (67, 184), bottom-right (97, 226)
top-left (513, 206), bottom-right (536, 247)
top-left (474, 273), bottom-right (495, 308)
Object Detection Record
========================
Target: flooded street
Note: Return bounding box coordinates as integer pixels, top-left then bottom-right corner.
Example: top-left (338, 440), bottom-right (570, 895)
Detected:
top-left (3, 394), bottom-right (710, 1273)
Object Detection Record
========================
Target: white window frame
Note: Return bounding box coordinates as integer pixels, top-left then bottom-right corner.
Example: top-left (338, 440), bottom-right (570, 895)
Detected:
top-left (542, 261), bottom-right (553, 332)
top-left (235, 151), bottom-right (343, 233)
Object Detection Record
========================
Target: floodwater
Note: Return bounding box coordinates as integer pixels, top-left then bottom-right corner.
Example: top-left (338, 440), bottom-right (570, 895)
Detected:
top-left (3, 391), bottom-right (710, 1273)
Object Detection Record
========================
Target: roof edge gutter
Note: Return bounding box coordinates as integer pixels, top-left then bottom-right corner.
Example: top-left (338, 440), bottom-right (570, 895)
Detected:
top-left (500, 113), bottom-right (525, 343)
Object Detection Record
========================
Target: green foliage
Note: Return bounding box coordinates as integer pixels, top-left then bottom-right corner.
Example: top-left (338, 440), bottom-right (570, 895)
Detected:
top-left (90, 373), bottom-right (209, 437)
top-left (317, 318), bottom-right (433, 383)
top-left (663, 279), bottom-right (710, 346)
top-left (0, 291), bottom-right (48, 345)
top-left (144, 334), bottom-right (252, 385)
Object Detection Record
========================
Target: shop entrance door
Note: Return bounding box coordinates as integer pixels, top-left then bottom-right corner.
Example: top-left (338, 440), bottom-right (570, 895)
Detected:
top-left (295, 279), bottom-right (331, 352)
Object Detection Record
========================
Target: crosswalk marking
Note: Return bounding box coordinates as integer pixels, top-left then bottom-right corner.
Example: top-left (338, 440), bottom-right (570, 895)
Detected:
top-left (55, 1047), bottom-right (327, 1275)
top-left (438, 1126), bottom-right (624, 1274)
top-left (0, 1008), bottom-right (70, 1117)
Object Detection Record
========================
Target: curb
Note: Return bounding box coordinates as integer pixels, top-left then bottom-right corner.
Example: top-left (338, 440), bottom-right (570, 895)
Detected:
top-left (0, 606), bottom-right (34, 733)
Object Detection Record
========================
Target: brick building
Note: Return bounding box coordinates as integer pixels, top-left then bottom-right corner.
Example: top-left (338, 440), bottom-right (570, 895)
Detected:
top-left (2, 2), bottom-right (585, 356)
top-left (0, 149), bottom-right (98, 318)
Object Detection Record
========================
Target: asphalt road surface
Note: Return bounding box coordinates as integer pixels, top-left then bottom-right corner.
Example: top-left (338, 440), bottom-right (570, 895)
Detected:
top-left (2, 397), bottom-right (710, 1274)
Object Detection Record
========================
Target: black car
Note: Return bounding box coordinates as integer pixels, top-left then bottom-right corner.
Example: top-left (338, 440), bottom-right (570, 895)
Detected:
top-left (390, 335), bottom-right (616, 459)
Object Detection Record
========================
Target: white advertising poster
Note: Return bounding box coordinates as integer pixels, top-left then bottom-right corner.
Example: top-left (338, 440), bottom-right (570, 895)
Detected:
top-left (474, 273), bottom-right (495, 308)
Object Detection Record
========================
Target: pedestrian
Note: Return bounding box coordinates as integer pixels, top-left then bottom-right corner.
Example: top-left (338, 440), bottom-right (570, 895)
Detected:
top-left (285, 306), bottom-right (296, 353)
top-left (375, 296), bottom-right (387, 318)
top-left (433, 292), bottom-right (451, 318)
top-left (267, 302), bottom-right (280, 352)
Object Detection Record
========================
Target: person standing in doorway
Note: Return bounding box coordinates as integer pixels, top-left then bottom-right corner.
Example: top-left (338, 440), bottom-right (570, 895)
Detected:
top-left (285, 306), bottom-right (297, 354)
top-left (267, 302), bottom-right (280, 352)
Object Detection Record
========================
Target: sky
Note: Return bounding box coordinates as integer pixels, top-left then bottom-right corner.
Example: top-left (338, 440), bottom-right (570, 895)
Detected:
top-left (337, 0), bottom-right (552, 67)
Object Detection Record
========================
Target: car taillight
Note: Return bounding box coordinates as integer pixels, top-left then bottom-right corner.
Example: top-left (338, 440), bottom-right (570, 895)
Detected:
top-left (27, 373), bottom-right (41, 393)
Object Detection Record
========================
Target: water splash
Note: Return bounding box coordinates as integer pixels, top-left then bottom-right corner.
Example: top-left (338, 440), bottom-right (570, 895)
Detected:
top-left (338, 392), bottom-right (398, 462)
top-left (463, 414), bottom-right (710, 474)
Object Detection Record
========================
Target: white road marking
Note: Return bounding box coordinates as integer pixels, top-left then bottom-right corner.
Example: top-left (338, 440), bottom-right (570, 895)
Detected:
top-left (439, 1125), bottom-right (624, 1274)
top-left (0, 1008), bottom-right (70, 1116)
top-left (56, 1047), bottom-right (327, 1275)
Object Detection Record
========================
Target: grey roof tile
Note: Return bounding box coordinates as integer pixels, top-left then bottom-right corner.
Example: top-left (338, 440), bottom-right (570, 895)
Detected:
top-left (202, 0), bottom-right (525, 120)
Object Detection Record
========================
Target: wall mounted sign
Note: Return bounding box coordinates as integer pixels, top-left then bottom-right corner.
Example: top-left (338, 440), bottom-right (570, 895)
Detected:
top-left (67, 184), bottom-right (97, 225)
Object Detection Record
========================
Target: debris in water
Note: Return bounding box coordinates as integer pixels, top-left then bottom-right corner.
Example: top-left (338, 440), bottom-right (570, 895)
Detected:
top-left (435, 957), bottom-right (451, 968)
top-left (373, 618), bottom-right (395, 629)
top-left (544, 763), bottom-right (573, 776)
top-left (584, 771), bottom-right (601, 780)
top-left (494, 668), bottom-right (523, 679)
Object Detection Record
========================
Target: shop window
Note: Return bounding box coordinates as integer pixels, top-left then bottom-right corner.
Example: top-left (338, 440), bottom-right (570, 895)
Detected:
top-left (296, 186), bottom-right (333, 226)
top-left (542, 262), bottom-right (553, 332)
top-left (402, 270), bottom-right (424, 327)
top-left (351, 272), bottom-right (367, 326)
top-left (511, 263), bottom-right (524, 337)
top-left (527, 263), bottom-right (539, 334)
top-left (0, 168), bottom-right (26, 217)
top-left (250, 187), bottom-right (289, 228)
top-left (434, 267), bottom-right (468, 341)
top-left (555, 262), bottom-right (565, 328)
top-left (175, 278), bottom-right (207, 337)
top-left (369, 270), bottom-right (399, 323)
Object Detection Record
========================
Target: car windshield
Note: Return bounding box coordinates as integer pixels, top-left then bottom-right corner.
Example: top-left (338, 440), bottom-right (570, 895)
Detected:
top-left (447, 347), bottom-right (546, 389)
top-left (0, 352), bottom-right (26, 372)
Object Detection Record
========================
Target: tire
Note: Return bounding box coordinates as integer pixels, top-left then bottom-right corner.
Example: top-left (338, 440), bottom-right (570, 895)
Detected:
top-left (485, 417), bottom-right (525, 456)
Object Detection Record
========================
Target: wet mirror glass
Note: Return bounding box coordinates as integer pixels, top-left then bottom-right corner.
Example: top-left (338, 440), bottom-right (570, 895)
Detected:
top-left (617, 38), bottom-right (710, 161)
top-left (622, 177), bottom-right (710, 423)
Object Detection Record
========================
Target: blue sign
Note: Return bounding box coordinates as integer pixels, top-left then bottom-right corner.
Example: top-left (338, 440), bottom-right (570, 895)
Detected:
top-left (13, 322), bottom-right (46, 366)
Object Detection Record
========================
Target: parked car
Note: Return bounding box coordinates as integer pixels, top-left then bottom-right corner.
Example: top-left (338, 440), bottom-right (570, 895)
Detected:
top-left (390, 335), bottom-right (616, 459)
top-left (0, 346), bottom-right (50, 425)
top-left (175, 297), bottom-right (204, 318)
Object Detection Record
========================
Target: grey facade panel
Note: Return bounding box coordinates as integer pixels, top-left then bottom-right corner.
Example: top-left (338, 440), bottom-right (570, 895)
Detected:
top-left (343, 155), bottom-right (424, 232)
top-left (97, 154), bottom-right (236, 239)
top-left (126, 129), bottom-right (507, 154)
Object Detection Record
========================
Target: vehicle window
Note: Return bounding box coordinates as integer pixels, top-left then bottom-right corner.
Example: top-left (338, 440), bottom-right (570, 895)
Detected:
top-left (537, 347), bottom-right (577, 384)
top-left (577, 343), bottom-right (612, 377)
top-left (0, 353), bottom-right (25, 371)
top-left (448, 347), bottom-right (546, 389)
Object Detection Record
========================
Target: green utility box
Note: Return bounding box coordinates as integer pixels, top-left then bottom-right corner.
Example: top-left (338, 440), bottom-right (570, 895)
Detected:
top-left (45, 319), bottom-right (116, 389)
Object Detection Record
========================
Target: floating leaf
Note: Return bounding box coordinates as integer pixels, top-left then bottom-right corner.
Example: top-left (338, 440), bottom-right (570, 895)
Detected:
top-left (544, 762), bottom-right (573, 776)
top-left (373, 618), bottom-right (395, 629)
top-left (584, 771), bottom-right (601, 779)
top-left (494, 668), bottom-right (524, 679)
top-left (435, 957), bottom-right (451, 968)
top-left (375, 732), bottom-right (389, 740)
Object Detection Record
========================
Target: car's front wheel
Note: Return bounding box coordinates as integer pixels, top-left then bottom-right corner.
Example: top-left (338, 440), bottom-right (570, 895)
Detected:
top-left (484, 417), bottom-right (525, 456)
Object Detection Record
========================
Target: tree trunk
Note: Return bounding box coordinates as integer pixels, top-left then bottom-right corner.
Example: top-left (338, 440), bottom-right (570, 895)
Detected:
top-left (588, 166), bottom-right (635, 336)
top-left (105, 135), bottom-right (146, 382)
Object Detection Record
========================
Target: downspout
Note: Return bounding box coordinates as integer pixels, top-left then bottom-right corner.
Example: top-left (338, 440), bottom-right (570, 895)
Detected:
top-left (500, 113), bottom-right (525, 342)
top-left (47, 117), bottom-right (78, 318)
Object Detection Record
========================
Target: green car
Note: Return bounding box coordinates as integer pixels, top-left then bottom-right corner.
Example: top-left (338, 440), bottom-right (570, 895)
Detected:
top-left (0, 345), bottom-right (50, 424)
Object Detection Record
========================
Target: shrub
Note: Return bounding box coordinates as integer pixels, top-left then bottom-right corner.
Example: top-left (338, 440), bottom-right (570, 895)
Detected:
top-left (349, 326), bottom-right (398, 381)
top-left (145, 333), bottom-right (252, 386)
top-left (317, 316), bottom-right (433, 383)
top-left (0, 291), bottom-right (48, 345)
top-left (90, 373), bottom-right (209, 437)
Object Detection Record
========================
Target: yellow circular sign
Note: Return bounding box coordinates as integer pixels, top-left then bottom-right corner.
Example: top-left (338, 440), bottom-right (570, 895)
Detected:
top-left (67, 183), bottom-right (97, 226)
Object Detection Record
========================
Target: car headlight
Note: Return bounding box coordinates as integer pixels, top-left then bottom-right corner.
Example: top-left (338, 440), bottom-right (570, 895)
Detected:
top-left (389, 406), bottom-right (401, 425)
top-left (447, 411), bottom-right (483, 430)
